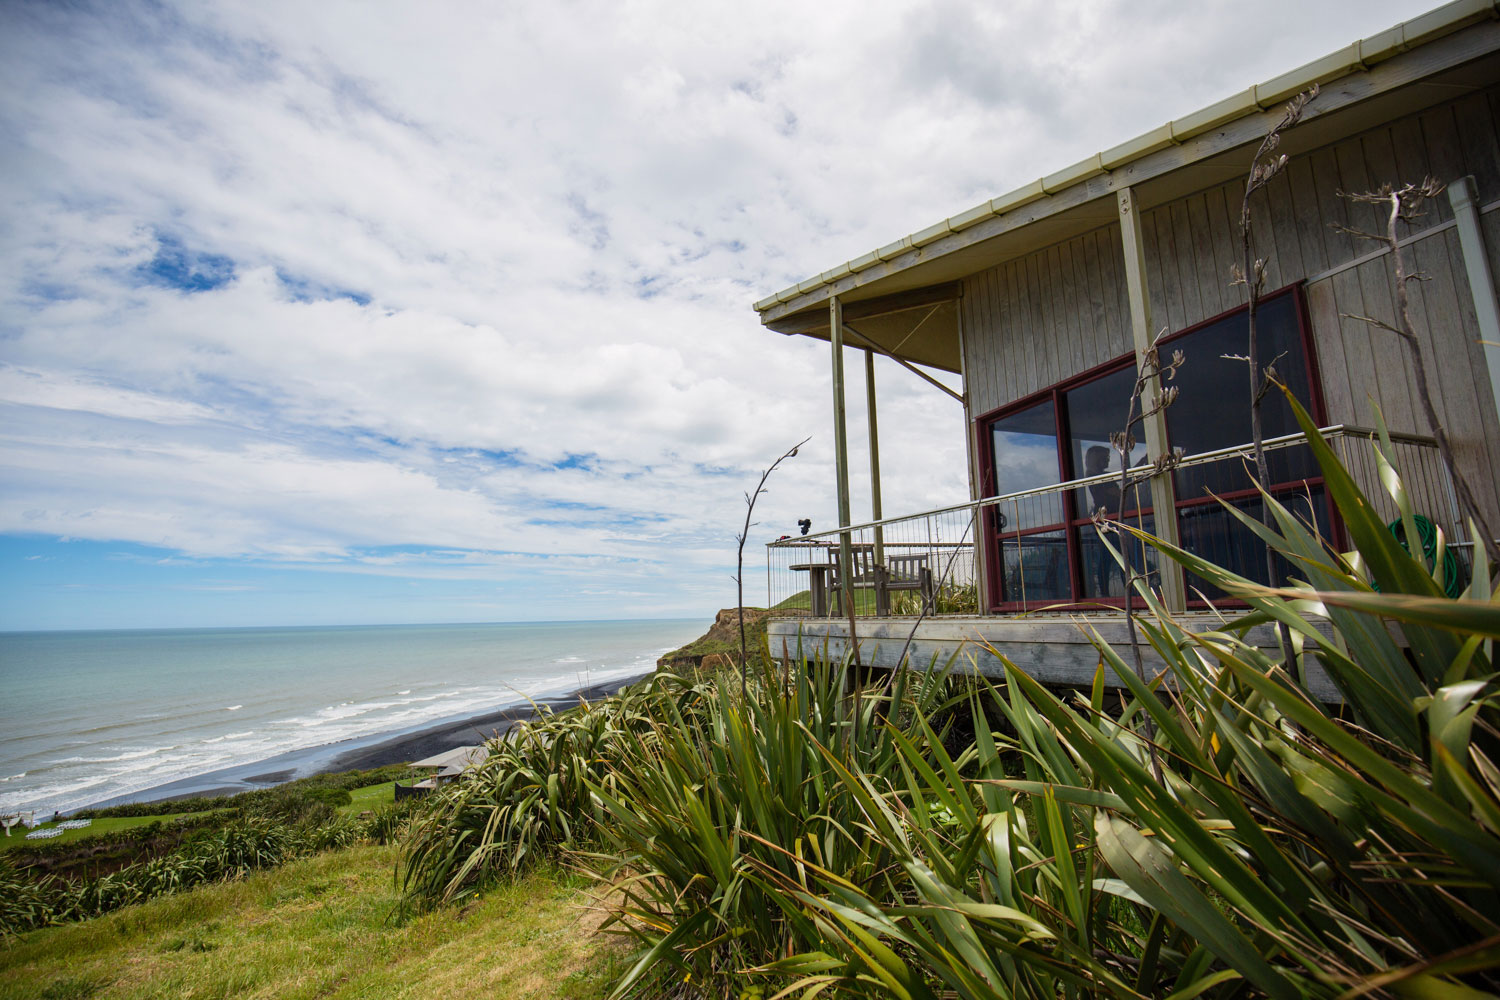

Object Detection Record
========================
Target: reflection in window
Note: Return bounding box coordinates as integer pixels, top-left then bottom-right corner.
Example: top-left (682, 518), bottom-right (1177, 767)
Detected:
top-left (989, 399), bottom-right (1061, 531)
top-left (1178, 489), bottom-right (1329, 598)
top-left (1077, 516), bottom-right (1156, 600)
top-left (978, 288), bottom-right (1323, 610)
top-left (1064, 365), bottom-right (1147, 519)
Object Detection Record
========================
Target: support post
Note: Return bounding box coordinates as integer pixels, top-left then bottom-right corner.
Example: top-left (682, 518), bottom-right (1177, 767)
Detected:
top-left (1448, 176), bottom-right (1500, 438)
top-left (830, 296), bottom-right (855, 629)
top-left (1117, 187), bottom-right (1186, 612)
top-left (864, 349), bottom-right (889, 615)
top-left (955, 305), bottom-right (987, 610)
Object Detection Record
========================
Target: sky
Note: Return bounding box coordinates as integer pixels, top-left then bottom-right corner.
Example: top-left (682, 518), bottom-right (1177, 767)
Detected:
top-left (0, 0), bottom-right (1437, 630)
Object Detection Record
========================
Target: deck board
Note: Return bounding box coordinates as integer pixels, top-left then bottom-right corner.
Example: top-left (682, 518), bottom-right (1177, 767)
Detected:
top-left (768, 614), bottom-right (1344, 703)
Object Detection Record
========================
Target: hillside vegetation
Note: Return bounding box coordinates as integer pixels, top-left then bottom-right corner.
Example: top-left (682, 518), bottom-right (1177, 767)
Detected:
top-left (0, 844), bottom-right (624, 1000)
top-left (1, 767), bottom-right (418, 933)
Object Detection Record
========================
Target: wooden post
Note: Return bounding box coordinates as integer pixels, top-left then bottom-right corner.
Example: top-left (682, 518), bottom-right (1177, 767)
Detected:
top-left (864, 349), bottom-right (889, 615)
top-left (1448, 176), bottom-right (1500, 438)
top-left (955, 305), bottom-right (986, 610)
top-left (830, 297), bottom-right (856, 634)
top-left (1117, 187), bottom-right (1186, 612)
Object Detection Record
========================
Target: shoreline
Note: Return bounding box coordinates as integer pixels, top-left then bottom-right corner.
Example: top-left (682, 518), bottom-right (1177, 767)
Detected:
top-left (78, 671), bottom-right (653, 812)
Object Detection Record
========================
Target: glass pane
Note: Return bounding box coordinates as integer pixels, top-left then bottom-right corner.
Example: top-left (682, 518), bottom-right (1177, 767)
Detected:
top-left (1165, 292), bottom-right (1316, 496)
top-left (1077, 515), bottom-right (1156, 600)
top-left (1178, 488), bottom-right (1329, 600)
top-left (1175, 444), bottom-right (1320, 504)
top-left (989, 399), bottom-right (1062, 530)
top-left (999, 530), bottom-right (1070, 604)
top-left (1064, 365), bottom-right (1149, 519)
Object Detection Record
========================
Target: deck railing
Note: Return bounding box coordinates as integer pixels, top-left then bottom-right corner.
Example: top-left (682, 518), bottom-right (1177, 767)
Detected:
top-left (766, 425), bottom-right (1464, 618)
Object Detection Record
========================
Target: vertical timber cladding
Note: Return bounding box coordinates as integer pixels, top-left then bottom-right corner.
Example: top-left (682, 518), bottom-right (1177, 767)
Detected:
top-left (960, 222), bottom-right (1133, 419)
top-left (960, 86), bottom-right (1500, 530)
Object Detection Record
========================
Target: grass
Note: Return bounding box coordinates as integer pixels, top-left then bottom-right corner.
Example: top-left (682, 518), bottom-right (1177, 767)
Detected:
top-left (771, 587), bottom-right (878, 613)
top-left (0, 811), bottom-right (231, 854)
top-left (340, 781), bottom-right (397, 816)
top-left (0, 843), bottom-right (627, 1000)
top-left (3, 775), bottom-right (405, 854)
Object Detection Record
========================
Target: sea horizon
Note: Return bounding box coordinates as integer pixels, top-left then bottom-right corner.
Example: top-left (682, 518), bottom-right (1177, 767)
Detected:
top-left (0, 614), bottom-right (710, 636)
top-left (0, 617), bottom-right (706, 816)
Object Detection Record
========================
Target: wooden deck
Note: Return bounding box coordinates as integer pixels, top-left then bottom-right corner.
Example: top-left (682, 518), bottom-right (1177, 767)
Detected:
top-left (766, 613), bottom-right (1344, 703)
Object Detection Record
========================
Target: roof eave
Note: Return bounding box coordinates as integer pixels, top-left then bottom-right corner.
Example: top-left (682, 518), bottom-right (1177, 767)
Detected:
top-left (753, 0), bottom-right (1500, 326)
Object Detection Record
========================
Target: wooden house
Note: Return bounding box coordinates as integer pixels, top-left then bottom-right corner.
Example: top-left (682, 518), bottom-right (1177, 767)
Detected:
top-left (755, 0), bottom-right (1500, 691)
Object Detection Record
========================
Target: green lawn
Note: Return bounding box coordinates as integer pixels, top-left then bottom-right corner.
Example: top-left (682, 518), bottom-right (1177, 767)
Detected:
top-left (0, 811), bottom-right (230, 854)
top-left (774, 588), bottom-right (881, 614)
top-left (341, 780), bottom-right (399, 815)
top-left (0, 843), bottom-right (627, 1000)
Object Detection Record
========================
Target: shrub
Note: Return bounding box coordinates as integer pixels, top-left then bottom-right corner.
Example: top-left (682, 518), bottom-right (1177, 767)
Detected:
top-left (359, 799), bottom-right (418, 845)
top-left (1, 823), bottom-right (302, 936)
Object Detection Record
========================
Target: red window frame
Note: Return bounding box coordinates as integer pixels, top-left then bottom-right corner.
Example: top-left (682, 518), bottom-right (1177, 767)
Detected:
top-left (975, 283), bottom-right (1332, 613)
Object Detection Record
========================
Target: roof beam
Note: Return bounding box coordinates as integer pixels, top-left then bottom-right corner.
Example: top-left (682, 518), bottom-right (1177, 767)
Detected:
top-left (843, 323), bottom-right (964, 403)
top-left (765, 282), bottom-right (962, 336)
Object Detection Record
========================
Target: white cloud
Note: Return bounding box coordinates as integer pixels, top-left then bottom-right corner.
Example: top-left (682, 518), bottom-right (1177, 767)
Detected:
top-left (0, 0), bottom-right (1435, 621)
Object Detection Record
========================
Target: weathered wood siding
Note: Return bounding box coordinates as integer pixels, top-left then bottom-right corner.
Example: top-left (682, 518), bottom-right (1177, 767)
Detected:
top-left (962, 86), bottom-right (1500, 529)
top-left (961, 224), bottom-right (1133, 409)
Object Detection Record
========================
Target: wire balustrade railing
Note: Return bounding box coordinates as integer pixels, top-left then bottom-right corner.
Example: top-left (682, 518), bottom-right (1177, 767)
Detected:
top-left (766, 425), bottom-right (1465, 618)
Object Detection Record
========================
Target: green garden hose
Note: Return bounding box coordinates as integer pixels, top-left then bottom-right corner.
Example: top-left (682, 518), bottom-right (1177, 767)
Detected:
top-left (1387, 514), bottom-right (1466, 599)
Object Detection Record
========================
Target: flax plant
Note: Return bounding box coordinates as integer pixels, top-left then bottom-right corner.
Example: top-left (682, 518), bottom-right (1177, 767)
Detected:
top-left (401, 673), bottom-right (699, 908)
top-left (399, 405), bottom-right (1497, 997)
top-left (583, 649), bottom-right (966, 999)
top-left (764, 391), bottom-right (1499, 998)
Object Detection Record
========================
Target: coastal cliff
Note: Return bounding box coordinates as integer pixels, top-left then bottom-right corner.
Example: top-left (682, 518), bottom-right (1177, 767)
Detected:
top-left (656, 607), bottom-right (805, 672)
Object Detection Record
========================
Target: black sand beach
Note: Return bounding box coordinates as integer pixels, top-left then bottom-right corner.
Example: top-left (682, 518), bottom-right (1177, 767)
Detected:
top-left (80, 672), bottom-right (651, 811)
top-left (322, 674), bottom-right (638, 772)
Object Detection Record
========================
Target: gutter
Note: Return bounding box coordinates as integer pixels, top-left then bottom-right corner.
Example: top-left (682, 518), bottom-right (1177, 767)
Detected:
top-left (752, 0), bottom-right (1500, 317)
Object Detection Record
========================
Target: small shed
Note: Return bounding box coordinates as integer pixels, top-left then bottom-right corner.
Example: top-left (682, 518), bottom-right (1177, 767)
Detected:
top-left (400, 744), bottom-right (489, 795)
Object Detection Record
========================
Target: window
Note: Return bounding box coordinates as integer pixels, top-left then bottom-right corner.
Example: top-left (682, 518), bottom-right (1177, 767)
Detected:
top-left (979, 286), bottom-right (1327, 610)
top-left (988, 399), bottom-right (1062, 531)
top-left (1064, 365), bottom-right (1148, 521)
top-left (986, 399), bottom-right (1070, 603)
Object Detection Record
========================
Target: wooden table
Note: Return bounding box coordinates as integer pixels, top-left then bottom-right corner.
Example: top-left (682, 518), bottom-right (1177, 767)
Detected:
top-left (789, 561), bottom-right (836, 616)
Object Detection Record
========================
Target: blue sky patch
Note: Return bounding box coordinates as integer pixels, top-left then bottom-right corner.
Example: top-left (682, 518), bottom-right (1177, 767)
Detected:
top-left (136, 232), bottom-right (235, 292)
top-left (275, 268), bottom-right (371, 306)
top-left (551, 452), bottom-right (599, 471)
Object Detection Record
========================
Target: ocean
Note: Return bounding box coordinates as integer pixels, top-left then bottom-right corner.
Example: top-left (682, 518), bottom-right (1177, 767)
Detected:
top-left (0, 619), bottom-right (704, 816)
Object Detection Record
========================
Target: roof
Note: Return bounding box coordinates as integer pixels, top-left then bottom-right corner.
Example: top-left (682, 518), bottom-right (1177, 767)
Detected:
top-left (409, 744), bottom-right (489, 771)
top-left (752, 0), bottom-right (1500, 373)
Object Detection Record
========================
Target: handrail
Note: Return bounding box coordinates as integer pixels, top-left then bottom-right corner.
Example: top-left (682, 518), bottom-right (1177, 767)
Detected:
top-left (769, 424), bottom-right (1435, 547)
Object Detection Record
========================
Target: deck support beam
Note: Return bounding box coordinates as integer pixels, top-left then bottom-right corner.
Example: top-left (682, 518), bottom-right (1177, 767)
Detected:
top-left (830, 296), bottom-right (855, 624)
top-left (1117, 187), bottom-right (1187, 612)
